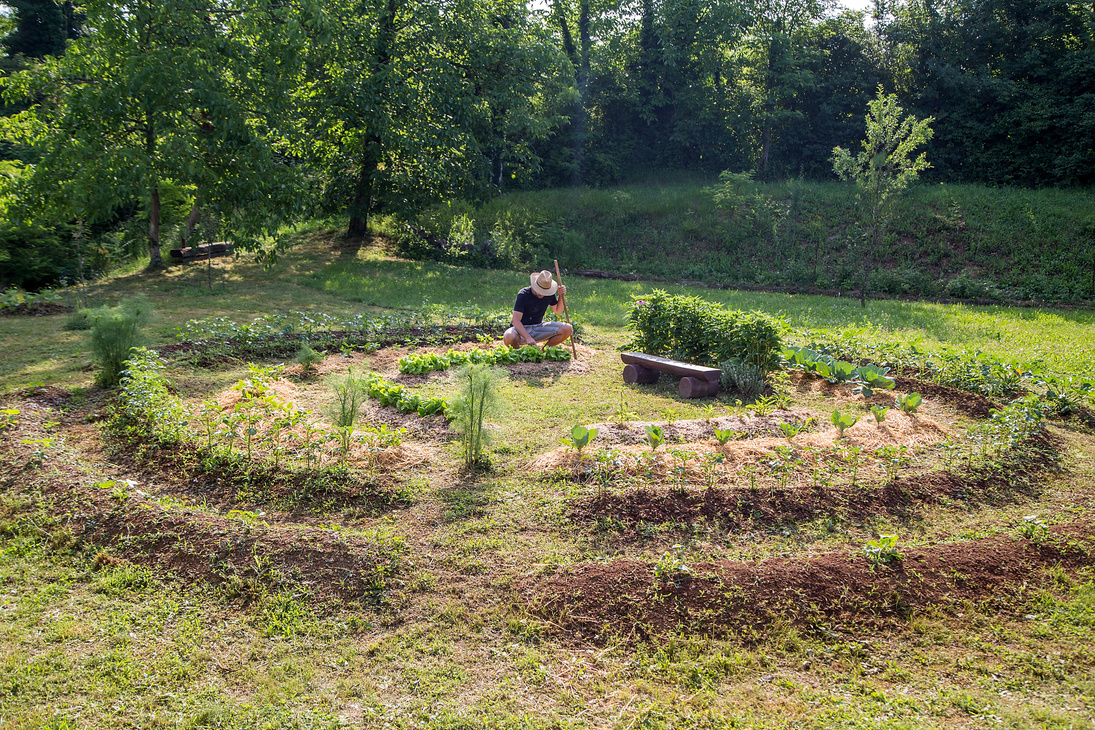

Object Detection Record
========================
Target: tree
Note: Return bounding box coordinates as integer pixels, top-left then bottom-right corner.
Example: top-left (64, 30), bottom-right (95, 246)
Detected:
top-left (832, 87), bottom-right (933, 307)
top-left (3, 0), bottom-right (81, 60)
top-left (292, 0), bottom-right (566, 239)
top-left (1, 0), bottom-right (309, 268)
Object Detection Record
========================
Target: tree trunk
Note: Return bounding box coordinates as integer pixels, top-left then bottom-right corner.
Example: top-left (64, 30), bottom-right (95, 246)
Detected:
top-left (148, 185), bottom-right (163, 269)
top-left (347, 0), bottom-right (397, 239)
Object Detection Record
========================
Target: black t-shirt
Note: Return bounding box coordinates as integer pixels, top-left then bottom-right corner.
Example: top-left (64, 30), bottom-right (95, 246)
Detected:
top-left (513, 286), bottom-right (558, 326)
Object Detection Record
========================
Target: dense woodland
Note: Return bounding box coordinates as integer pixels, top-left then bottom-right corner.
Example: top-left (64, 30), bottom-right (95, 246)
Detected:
top-left (0, 0), bottom-right (1092, 292)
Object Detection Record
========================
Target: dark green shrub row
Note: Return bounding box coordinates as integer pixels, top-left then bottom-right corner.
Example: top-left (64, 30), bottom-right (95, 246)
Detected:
top-left (624, 290), bottom-right (782, 370)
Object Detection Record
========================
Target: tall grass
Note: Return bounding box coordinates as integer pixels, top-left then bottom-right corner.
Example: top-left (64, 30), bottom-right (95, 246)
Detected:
top-left (89, 296), bottom-right (154, 388)
top-left (406, 180), bottom-right (1095, 303)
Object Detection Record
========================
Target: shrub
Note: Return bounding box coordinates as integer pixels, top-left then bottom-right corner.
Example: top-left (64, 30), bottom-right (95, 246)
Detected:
top-left (90, 296), bottom-right (154, 388)
top-left (295, 343), bottom-right (324, 371)
top-left (451, 364), bottom-right (503, 468)
top-left (719, 358), bottom-right (766, 401)
top-left (625, 290), bottom-right (782, 370)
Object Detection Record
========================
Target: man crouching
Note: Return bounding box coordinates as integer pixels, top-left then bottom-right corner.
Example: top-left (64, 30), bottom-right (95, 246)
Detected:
top-left (502, 270), bottom-right (573, 348)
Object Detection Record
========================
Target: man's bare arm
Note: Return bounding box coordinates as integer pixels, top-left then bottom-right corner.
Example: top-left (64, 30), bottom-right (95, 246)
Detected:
top-left (550, 285), bottom-right (568, 315)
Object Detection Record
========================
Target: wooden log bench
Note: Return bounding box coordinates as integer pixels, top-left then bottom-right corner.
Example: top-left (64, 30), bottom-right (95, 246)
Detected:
top-left (620, 352), bottom-right (721, 399)
top-left (169, 242), bottom-right (234, 261)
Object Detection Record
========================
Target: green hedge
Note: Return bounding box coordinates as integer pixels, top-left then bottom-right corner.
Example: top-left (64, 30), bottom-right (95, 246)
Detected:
top-left (624, 290), bottom-right (783, 371)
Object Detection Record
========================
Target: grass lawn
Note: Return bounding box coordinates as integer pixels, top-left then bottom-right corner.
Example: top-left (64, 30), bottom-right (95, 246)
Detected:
top-left (1, 232), bottom-right (1094, 730)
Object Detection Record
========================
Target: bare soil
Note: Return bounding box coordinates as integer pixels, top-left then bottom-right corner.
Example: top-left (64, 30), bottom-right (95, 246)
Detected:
top-left (520, 520), bottom-right (1095, 643)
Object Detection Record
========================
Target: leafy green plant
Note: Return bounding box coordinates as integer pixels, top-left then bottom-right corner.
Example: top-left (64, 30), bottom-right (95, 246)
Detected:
top-left (831, 410), bottom-right (859, 437)
top-left (645, 424), bottom-right (664, 452)
top-left (451, 363), bottom-right (503, 469)
top-left (713, 427), bottom-right (743, 446)
top-left (746, 394), bottom-right (778, 416)
top-left (1018, 515), bottom-right (1049, 541)
top-left (863, 534), bottom-right (901, 565)
top-left (653, 544), bottom-right (693, 584)
top-left (897, 392), bottom-right (922, 413)
top-left (779, 419), bottom-right (811, 442)
top-left (870, 405), bottom-right (888, 424)
top-left (874, 444), bottom-right (910, 483)
top-left (0, 407), bottom-right (18, 431)
top-left (89, 296), bottom-right (154, 387)
top-left (560, 425), bottom-right (598, 456)
top-left (627, 290), bottom-right (782, 370)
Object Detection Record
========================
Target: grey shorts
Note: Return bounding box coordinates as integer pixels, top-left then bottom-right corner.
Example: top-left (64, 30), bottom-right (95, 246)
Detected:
top-left (506, 321), bottom-right (566, 342)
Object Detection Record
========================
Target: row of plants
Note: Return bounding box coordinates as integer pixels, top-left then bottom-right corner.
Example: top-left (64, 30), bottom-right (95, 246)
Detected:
top-left (557, 395), bottom-right (1049, 498)
top-left (165, 307), bottom-right (512, 363)
top-left (796, 331), bottom-right (1095, 416)
top-left (0, 286), bottom-right (65, 313)
top-left (110, 351), bottom-right (414, 509)
top-left (398, 344), bottom-right (571, 374)
top-left (782, 346), bottom-right (897, 397)
top-left (358, 372), bottom-right (449, 417)
top-left (625, 290), bottom-right (783, 371)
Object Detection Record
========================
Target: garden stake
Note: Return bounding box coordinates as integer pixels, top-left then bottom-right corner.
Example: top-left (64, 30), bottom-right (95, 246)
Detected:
top-left (554, 259), bottom-right (577, 359)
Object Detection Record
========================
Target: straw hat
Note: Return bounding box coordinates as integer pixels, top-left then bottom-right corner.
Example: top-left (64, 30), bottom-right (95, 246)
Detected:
top-left (530, 270), bottom-right (558, 296)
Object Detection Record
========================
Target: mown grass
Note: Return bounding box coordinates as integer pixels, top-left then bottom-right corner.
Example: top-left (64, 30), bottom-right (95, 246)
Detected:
top-left (2, 231), bottom-right (1095, 729)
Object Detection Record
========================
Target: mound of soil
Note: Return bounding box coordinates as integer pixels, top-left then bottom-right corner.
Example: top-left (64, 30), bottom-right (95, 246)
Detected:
top-left (0, 303), bottom-right (73, 316)
top-left (1, 403), bottom-right (404, 605)
top-left (521, 522), bottom-right (1095, 642)
top-left (569, 431), bottom-right (1059, 529)
top-left (893, 375), bottom-right (999, 419)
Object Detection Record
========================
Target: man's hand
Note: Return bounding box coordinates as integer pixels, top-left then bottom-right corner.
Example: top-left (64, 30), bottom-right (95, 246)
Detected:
top-left (525, 336), bottom-right (537, 347)
top-left (558, 284), bottom-right (567, 297)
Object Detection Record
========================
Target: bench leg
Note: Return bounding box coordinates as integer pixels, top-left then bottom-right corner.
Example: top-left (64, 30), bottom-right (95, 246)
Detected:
top-left (623, 363), bottom-right (660, 385)
top-left (679, 377), bottom-right (719, 399)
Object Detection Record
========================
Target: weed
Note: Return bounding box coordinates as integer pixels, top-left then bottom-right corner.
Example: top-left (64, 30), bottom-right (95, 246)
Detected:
top-left (294, 343), bottom-right (324, 372)
top-left (863, 534), bottom-right (902, 564)
top-left (653, 544), bottom-right (693, 584)
top-left (89, 296), bottom-right (154, 388)
top-left (323, 371), bottom-right (368, 459)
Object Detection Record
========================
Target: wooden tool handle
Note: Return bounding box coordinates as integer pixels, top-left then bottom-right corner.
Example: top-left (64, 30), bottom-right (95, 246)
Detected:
top-left (554, 259), bottom-right (577, 358)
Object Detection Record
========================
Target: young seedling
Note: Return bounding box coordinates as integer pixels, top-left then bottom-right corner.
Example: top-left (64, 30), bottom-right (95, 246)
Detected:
top-left (0, 408), bottom-right (18, 431)
top-left (897, 392), bottom-right (922, 413)
top-left (645, 424), bottom-right (664, 452)
top-left (612, 390), bottom-right (638, 426)
top-left (700, 404), bottom-right (716, 426)
top-left (560, 425), bottom-right (598, 457)
top-left (653, 544), bottom-right (693, 584)
top-left (779, 421), bottom-right (806, 442)
top-left (870, 405), bottom-right (888, 425)
top-left (831, 409), bottom-right (859, 438)
top-left (863, 534), bottom-right (901, 565)
top-left (661, 407), bottom-right (680, 427)
top-left (713, 427), bottom-right (743, 446)
top-left (295, 343), bottom-right (324, 372)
